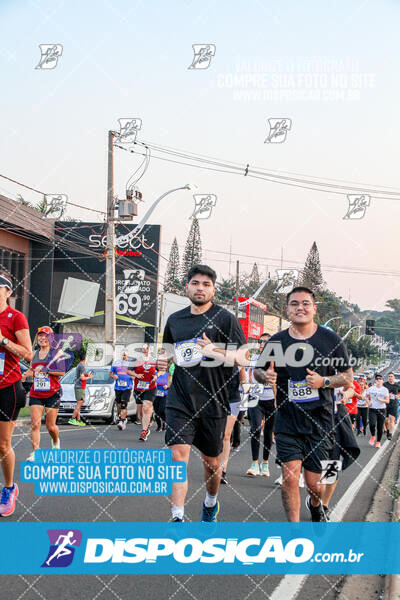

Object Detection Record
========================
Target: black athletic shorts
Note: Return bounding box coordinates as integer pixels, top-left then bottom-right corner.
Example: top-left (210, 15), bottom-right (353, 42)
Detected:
top-left (29, 389), bottom-right (62, 409)
top-left (386, 401), bottom-right (397, 418)
top-left (275, 405), bottom-right (334, 473)
top-left (0, 380), bottom-right (26, 421)
top-left (115, 389), bottom-right (132, 408)
top-left (165, 407), bottom-right (226, 457)
top-left (134, 388), bottom-right (156, 404)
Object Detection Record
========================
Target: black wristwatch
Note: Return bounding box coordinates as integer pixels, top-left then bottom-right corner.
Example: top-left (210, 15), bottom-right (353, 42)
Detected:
top-left (0, 338), bottom-right (9, 347)
top-left (323, 377), bottom-right (331, 388)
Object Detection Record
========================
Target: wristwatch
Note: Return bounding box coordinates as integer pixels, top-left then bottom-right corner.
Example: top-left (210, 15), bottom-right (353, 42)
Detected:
top-left (323, 377), bottom-right (331, 388)
top-left (0, 338), bottom-right (9, 346)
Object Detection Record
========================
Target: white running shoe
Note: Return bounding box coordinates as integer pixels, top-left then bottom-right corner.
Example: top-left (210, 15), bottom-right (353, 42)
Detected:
top-left (26, 451), bottom-right (36, 462)
top-left (246, 461), bottom-right (260, 476)
top-left (260, 462), bottom-right (270, 477)
top-left (274, 474), bottom-right (283, 485)
top-left (120, 419), bottom-right (127, 431)
top-left (299, 472), bottom-right (305, 488)
top-left (117, 420), bottom-right (123, 430)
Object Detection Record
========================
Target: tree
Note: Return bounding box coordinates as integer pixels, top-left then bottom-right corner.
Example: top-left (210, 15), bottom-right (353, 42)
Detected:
top-left (248, 262), bottom-right (260, 293)
top-left (180, 218), bottom-right (202, 282)
top-left (299, 241), bottom-right (325, 292)
top-left (164, 237), bottom-right (183, 294)
top-left (215, 277), bottom-right (236, 305)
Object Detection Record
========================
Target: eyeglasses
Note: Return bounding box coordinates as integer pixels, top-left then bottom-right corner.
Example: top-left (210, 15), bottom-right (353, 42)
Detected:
top-left (288, 301), bottom-right (314, 308)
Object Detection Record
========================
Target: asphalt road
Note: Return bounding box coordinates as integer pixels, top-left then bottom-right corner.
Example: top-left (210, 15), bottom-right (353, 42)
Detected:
top-left (1, 361), bottom-right (398, 600)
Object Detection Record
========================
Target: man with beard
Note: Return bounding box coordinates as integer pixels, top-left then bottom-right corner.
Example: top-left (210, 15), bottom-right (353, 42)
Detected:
top-left (162, 265), bottom-right (246, 522)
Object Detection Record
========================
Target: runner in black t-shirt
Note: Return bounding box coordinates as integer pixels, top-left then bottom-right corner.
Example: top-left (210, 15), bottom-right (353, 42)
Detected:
top-left (384, 373), bottom-right (400, 440)
top-left (253, 286), bottom-right (353, 523)
top-left (162, 265), bottom-right (246, 522)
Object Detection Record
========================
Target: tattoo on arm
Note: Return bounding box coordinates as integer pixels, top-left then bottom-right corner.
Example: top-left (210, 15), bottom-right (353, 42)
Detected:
top-left (281, 487), bottom-right (292, 521)
top-left (329, 368), bottom-right (353, 388)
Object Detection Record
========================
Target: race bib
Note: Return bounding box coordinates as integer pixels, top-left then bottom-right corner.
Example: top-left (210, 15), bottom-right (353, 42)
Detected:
top-left (34, 373), bottom-right (51, 391)
top-left (0, 352), bottom-right (4, 376)
top-left (174, 338), bottom-right (203, 367)
top-left (117, 380), bottom-right (128, 387)
top-left (288, 379), bottom-right (319, 403)
top-left (136, 380), bottom-right (150, 390)
top-left (156, 389), bottom-right (164, 397)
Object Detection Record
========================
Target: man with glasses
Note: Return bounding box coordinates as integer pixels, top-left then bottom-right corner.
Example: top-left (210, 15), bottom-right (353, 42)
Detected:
top-left (253, 286), bottom-right (353, 522)
top-left (367, 374), bottom-right (390, 448)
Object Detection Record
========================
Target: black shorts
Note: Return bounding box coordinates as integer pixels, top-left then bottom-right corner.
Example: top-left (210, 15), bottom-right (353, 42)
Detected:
top-left (115, 389), bottom-right (132, 409)
top-left (165, 407), bottom-right (226, 457)
top-left (275, 405), bottom-right (334, 473)
top-left (29, 389), bottom-right (62, 409)
top-left (386, 401), bottom-right (397, 418)
top-left (0, 380), bottom-right (26, 421)
top-left (134, 388), bottom-right (156, 404)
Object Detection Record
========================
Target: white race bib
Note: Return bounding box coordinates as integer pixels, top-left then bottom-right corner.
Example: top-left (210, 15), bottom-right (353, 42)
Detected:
top-left (174, 338), bottom-right (203, 367)
top-left (136, 380), bottom-right (150, 390)
top-left (288, 379), bottom-right (319, 403)
top-left (156, 389), bottom-right (164, 397)
top-left (0, 352), bottom-right (4, 376)
top-left (34, 373), bottom-right (51, 391)
top-left (117, 380), bottom-right (128, 387)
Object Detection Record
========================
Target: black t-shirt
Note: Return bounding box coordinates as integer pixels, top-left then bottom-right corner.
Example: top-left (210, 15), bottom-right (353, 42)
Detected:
top-left (162, 303), bottom-right (246, 417)
top-left (259, 325), bottom-right (350, 435)
top-left (384, 382), bottom-right (400, 404)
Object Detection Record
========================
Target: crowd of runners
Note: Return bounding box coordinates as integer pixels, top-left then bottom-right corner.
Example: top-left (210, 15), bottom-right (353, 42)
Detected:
top-left (0, 265), bottom-right (398, 521)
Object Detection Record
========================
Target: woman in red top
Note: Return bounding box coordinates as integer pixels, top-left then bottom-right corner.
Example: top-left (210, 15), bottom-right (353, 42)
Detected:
top-left (0, 270), bottom-right (32, 517)
top-left (346, 378), bottom-right (362, 429)
top-left (133, 343), bottom-right (158, 442)
top-left (22, 326), bottom-right (65, 461)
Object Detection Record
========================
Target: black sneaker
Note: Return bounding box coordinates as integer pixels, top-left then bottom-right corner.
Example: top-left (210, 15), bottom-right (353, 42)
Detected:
top-left (387, 432), bottom-right (393, 440)
top-left (305, 495), bottom-right (327, 522)
top-left (322, 505), bottom-right (330, 521)
top-left (220, 471), bottom-right (228, 485)
top-left (171, 516), bottom-right (184, 522)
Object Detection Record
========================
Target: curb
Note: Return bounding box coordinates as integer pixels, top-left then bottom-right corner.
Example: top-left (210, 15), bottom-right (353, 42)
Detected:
top-left (385, 457), bottom-right (400, 600)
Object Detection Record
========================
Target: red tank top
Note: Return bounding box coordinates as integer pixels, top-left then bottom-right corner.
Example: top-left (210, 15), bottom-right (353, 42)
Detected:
top-left (29, 349), bottom-right (63, 399)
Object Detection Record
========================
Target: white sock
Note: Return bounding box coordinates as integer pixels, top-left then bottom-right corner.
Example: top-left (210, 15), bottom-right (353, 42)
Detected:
top-left (204, 492), bottom-right (217, 508)
top-left (171, 507), bottom-right (184, 520)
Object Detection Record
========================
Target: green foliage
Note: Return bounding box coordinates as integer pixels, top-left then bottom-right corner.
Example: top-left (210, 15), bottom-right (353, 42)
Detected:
top-left (180, 218), bottom-right (202, 283)
top-left (299, 241), bottom-right (325, 292)
top-left (164, 237), bottom-right (184, 294)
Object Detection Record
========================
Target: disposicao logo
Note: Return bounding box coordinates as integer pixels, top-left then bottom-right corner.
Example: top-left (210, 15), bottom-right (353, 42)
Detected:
top-left (42, 529), bottom-right (82, 568)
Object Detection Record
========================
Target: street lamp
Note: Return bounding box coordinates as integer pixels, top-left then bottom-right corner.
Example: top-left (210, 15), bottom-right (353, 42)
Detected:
top-left (342, 325), bottom-right (362, 341)
top-left (323, 316), bottom-right (341, 327)
top-left (116, 184), bottom-right (196, 246)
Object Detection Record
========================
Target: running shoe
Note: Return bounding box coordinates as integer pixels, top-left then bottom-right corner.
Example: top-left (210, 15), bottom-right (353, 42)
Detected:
top-left (117, 420), bottom-right (124, 430)
top-left (387, 432), bottom-right (393, 441)
top-left (369, 436), bottom-right (376, 446)
top-left (220, 471), bottom-right (228, 485)
top-left (121, 419), bottom-right (127, 431)
top-left (260, 462), bottom-right (270, 477)
top-left (26, 451), bottom-right (36, 462)
top-left (246, 461), bottom-right (260, 477)
top-left (376, 441), bottom-right (381, 448)
top-left (76, 420), bottom-right (86, 427)
top-left (0, 483), bottom-right (19, 517)
top-left (68, 418), bottom-right (78, 425)
top-left (201, 501), bottom-right (220, 522)
top-left (305, 495), bottom-right (327, 522)
top-left (274, 474), bottom-right (283, 485)
top-left (171, 516), bottom-right (184, 522)
top-left (51, 437), bottom-right (60, 450)
top-left (139, 429), bottom-right (150, 442)
top-left (299, 472), bottom-right (305, 488)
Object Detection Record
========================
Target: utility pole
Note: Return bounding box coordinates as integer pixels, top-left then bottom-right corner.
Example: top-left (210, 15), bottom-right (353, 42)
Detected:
top-left (235, 260), bottom-right (240, 318)
top-left (105, 130), bottom-right (116, 351)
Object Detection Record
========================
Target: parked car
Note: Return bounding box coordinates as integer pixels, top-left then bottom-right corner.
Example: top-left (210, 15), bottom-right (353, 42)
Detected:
top-left (58, 366), bottom-right (137, 424)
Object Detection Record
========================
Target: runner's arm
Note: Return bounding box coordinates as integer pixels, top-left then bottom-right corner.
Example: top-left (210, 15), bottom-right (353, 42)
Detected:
top-left (0, 327), bottom-right (32, 362)
top-left (326, 368), bottom-right (353, 388)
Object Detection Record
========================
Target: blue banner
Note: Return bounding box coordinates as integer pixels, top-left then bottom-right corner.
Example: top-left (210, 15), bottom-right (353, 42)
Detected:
top-left (0, 522), bottom-right (399, 574)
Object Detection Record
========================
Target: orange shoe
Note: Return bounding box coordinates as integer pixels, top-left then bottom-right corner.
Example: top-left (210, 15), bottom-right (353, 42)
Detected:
top-left (369, 436), bottom-right (376, 446)
top-left (376, 441), bottom-right (381, 448)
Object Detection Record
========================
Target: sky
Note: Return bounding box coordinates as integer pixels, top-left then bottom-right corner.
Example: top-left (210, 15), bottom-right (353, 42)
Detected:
top-left (0, 0), bottom-right (399, 311)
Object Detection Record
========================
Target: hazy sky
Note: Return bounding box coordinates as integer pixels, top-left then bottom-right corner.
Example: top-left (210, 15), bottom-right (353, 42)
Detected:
top-left (1, 0), bottom-right (399, 311)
